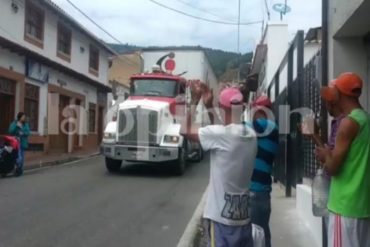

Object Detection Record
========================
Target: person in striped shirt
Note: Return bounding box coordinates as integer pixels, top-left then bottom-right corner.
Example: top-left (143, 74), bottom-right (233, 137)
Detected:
top-left (248, 96), bottom-right (279, 247)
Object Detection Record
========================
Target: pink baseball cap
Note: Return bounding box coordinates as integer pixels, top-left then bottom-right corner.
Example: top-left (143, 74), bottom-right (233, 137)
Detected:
top-left (252, 95), bottom-right (272, 108)
top-left (219, 87), bottom-right (243, 108)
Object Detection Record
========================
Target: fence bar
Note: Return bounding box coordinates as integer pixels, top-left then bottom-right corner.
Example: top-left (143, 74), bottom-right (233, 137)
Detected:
top-left (286, 46), bottom-right (294, 197)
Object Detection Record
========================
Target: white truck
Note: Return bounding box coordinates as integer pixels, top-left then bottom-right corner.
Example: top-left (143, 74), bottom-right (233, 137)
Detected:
top-left (101, 49), bottom-right (218, 175)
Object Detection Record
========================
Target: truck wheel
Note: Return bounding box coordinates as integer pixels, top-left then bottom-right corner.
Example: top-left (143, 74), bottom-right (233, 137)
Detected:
top-left (105, 157), bottom-right (122, 173)
top-left (174, 146), bottom-right (187, 176)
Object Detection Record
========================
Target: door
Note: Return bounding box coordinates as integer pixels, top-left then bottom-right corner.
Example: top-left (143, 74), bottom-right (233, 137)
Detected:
top-left (49, 95), bottom-right (70, 152)
top-left (0, 94), bottom-right (15, 134)
top-left (0, 78), bottom-right (16, 135)
top-left (97, 106), bottom-right (104, 144)
top-left (73, 99), bottom-right (81, 149)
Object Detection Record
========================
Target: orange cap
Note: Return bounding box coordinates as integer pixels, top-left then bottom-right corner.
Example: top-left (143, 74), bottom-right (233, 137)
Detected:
top-left (321, 73), bottom-right (363, 101)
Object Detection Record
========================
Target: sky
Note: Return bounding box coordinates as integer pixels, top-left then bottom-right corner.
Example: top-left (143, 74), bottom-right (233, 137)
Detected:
top-left (51, 0), bottom-right (322, 53)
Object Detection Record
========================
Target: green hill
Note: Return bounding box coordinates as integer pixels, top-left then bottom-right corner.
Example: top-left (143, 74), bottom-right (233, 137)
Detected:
top-left (107, 44), bottom-right (253, 80)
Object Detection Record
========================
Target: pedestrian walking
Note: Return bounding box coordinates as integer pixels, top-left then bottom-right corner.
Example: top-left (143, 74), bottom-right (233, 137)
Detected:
top-left (316, 72), bottom-right (370, 246)
top-left (181, 85), bottom-right (257, 247)
top-left (248, 95), bottom-right (278, 247)
top-left (8, 112), bottom-right (30, 176)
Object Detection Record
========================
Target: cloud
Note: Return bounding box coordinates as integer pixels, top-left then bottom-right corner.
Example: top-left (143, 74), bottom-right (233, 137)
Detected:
top-left (52, 0), bottom-right (321, 53)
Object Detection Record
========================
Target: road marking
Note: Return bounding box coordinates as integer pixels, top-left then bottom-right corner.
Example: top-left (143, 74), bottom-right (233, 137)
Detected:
top-left (177, 187), bottom-right (208, 247)
top-left (24, 154), bottom-right (101, 174)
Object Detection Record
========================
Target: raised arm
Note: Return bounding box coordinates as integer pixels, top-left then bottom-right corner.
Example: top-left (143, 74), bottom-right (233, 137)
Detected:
top-left (180, 83), bottom-right (217, 143)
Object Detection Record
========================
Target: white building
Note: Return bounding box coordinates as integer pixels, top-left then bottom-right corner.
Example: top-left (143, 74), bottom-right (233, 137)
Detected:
top-left (248, 23), bottom-right (321, 102)
top-left (0, 0), bottom-right (115, 156)
top-left (250, 23), bottom-right (289, 97)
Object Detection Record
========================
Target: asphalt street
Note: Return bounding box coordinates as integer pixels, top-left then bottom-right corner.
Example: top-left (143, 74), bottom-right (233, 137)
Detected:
top-left (0, 156), bottom-right (209, 247)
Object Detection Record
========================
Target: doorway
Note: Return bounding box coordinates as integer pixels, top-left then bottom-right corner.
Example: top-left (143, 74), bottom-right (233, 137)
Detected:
top-left (0, 78), bottom-right (16, 135)
top-left (97, 106), bottom-right (104, 144)
top-left (73, 99), bottom-right (81, 150)
top-left (49, 95), bottom-right (70, 152)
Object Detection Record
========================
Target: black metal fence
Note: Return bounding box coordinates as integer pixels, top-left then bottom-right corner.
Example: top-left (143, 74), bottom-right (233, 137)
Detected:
top-left (302, 52), bottom-right (323, 179)
top-left (267, 31), bottom-right (325, 196)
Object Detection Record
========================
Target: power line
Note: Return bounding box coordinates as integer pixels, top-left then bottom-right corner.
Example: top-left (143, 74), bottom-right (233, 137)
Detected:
top-left (149, 0), bottom-right (263, 26)
top-left (175, 0), bottom-right (236, 22)
top-left (65, 0), bottom-right (140, 67)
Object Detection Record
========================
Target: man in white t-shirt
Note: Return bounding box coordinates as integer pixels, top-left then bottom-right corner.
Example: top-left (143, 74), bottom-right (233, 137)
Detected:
top-left (180, 85), bottom-right (257, 247)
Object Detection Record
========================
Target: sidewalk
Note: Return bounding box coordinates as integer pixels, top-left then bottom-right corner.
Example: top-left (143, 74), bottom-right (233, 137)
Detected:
top-left (270, 184), bottom-right (318, 247)
top-left (193, 184), bottom-right (317, 247)
top-left (24, 149), bottom-right (100, 170)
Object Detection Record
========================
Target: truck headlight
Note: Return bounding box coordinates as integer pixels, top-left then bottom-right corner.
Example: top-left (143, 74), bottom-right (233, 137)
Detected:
top-left (164, 135), bottom-right (180, 144)
top-left (104, 132), bottom-right (116, 139)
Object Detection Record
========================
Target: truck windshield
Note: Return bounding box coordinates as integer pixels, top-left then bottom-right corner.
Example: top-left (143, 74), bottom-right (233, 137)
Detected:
top-left (131, 79), bottom-right (178, 97)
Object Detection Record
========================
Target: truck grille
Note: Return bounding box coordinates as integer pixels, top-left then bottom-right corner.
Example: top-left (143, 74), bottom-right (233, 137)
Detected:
top-left (118, 108), bottom-right (158, 145)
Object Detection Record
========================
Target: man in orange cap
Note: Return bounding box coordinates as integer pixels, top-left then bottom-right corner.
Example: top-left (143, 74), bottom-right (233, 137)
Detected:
top-left (316, 72), bottom-right (370, 246)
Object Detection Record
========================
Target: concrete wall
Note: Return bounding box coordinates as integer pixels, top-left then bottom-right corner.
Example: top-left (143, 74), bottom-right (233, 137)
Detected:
top-left (0, 0), bottom-right (110, 85)
top-left (329, 0), bottom-right (365, 36)
top-left (296, 184), bottom-right (322, 247)
top-left (330, 39), bottom-right (368, 108)
top-left (328, 0), bottom-right (369, 110)
top-left (0, 47), bottom-right (25, 74)
top-left (262, 23), bottom-right (289, 91)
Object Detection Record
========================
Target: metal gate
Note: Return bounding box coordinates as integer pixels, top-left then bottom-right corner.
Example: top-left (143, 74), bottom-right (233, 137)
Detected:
top-left (268, 31), bottom-right (325, 196)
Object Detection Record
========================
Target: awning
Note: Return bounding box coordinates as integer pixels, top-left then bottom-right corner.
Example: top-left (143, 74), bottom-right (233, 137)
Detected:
top-left (305, 27), bottom-right (322, 42)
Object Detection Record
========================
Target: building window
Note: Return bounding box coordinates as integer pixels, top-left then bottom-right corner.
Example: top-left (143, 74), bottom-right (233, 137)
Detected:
top-left (24, 1), bottom-right (44, 48)
top-left (89, 45), bottom-right (99, 76)
top-left (89, 103), bottom-right (96, 133)
top-left (57, 23), bottom-right (72, 62)
top-left (24, 83), bottom-right (40, 132)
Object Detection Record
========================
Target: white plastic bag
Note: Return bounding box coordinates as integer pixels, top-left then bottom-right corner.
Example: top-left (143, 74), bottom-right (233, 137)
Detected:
top-left (252, 224), bottom-right (266, 247)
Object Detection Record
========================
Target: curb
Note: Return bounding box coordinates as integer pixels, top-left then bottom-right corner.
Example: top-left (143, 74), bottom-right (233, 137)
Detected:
top-left (24, 152), bottom-right (101, 172)
top-left (177, 187), bottom-right (208, 247)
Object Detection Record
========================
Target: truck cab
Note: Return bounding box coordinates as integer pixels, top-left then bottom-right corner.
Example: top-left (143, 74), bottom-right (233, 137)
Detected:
top-left (101, 68), bottom-right (203, 175)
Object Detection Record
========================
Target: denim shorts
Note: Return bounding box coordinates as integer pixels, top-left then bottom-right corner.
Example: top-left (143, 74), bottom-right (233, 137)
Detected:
top-left (205, 219), bottom-right (254, 247)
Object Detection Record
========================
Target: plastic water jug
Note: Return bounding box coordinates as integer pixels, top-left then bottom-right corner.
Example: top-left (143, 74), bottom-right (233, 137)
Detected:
top-left (312, 169), bottom-right (330, 217)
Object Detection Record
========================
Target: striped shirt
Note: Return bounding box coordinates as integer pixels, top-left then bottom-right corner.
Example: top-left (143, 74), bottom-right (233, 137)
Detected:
top-left (250, 119), bottom-right (279, 192)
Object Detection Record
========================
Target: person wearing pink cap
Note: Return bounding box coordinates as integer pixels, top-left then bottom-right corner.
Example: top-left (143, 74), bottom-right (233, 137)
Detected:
top-left (248, 95), bottom-right (278, 247)
top-left (181, 85), bottom-right (257, 247)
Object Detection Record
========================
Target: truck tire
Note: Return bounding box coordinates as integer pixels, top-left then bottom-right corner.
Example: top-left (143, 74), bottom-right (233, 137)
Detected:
top-left (105, 157), bottom-right (122, 173)
top-left (173, 145), bottom-right (187, 176)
